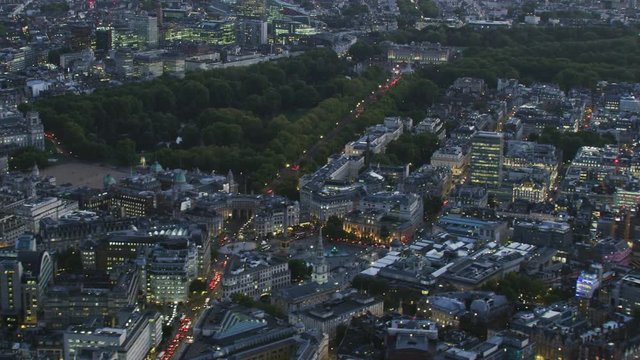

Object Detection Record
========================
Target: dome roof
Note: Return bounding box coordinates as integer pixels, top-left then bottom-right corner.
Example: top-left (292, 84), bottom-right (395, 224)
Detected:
top-left (151, 161), bottom-right (163, 173)
top-left (103, 174), bottom-right (117, 187)
top-left (175, 170), bottom-right (186, 184)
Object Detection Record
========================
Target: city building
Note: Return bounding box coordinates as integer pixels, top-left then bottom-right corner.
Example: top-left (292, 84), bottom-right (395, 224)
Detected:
top-left (0, 214), bottom-right (26, 248)
top-left (434, 215), bottom-right (507, 242)
top-left (188, 302), bottom-right (328, 360)
top-left (430, 145), bottom-right (469, 176)
top-left (222, 252), bottom-right (290, 300)
top-left (422, 296), bottom-right (466, 327)
top-left (271, 282), bottom-right (339, 314)
top-left (615, 272), bottom-right (640, 315)
top-left (39, 211), bottom-right (143, 251)
top-left (360, 191), bottom-right (423, 228)
top-left (95, 27), bottom-right (113, 52)
top-left (613, 187), bottom-right (640, 209)
top-left (145, 241), bottom-right (198, 304)
top-left (344, 117), bottom-right (405, 157)
top-left (237, 0), bottom-right (266, 18)
top-left (442, 246), bottom-right (528, 290)
top-left (236, 19), bottom-right (268, 48)
top-left (291, 291), bottom-right (384, 340)
top-left (512, 178), bottom-right (548, 203)
top-left (63, 310), bottom-right (162, 360)
top-left (343, 209), bottom-right (419, 244)
top-left (508, 303), bottom-right (638, 359)
top-left (504, 140), bottom-right (560, 183)
top-left (96, 227), bottom-right (211, 279)
top-left (299, 155), bottom-right (365, 221)
top-left (133, 50), bottom-right (165, 78)
top-left (0, 248), bottom-right (54, 328)
top-left (513, 100), bottom-right (581, 136)
top-left (0, 111), bottom-right (44, 152)
top-left (252, 198), bottom-right (300, 238)
top-left (447, 185), bottom-right (488, 209)
top-left (15, 197), bottom-right (78, 233)
top-left (342, 191), bottom-right (423, 243)
top-left (384, 318), bottom-right (438, 359)
top-left (44, 269), bottom-right (140, 329)
top-left (386, 43), bottom-right (451, 64)
top-left (512, 221), bottom-right (573, 249)
top-left (402, 165), bottom-right (452, 198)
top-left (470, 131), bottom-right (504, 188)
top-left (130, 15), bottom-right (159, 48)
top-left (0, 259), bottom-right (22, 326)
top-left (445, 330), bottom-right (535, 360)
top-left (503, 117), bottom-right (523, 140)
top-left (415, 117), bottom-right (446, 140)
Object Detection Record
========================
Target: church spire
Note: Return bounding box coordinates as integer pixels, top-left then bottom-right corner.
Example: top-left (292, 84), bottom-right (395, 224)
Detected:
top-left (31, 163), bottom-right (39, 178)
top-left (312, 225), bottom-right (329, 285)
top-left (316, 226), bottom-right (325, 258)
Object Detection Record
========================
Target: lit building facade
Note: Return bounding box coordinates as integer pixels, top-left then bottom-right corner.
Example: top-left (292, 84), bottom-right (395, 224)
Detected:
top-left (0, 250), bottom-right (54, 328)
top-left (237, 0), bottom-right (266, 18)
top-left (386, 43), bottom-right (451, 64)
top-left (63, 310), bottom-right (162, 360)
top-left (145, 242), bottom-right (198, 304)
top-left (615, 272), bottom-right (640, 315)
top-left (222, 253), bottom-right (290, 300)
top-left (512, 180), bottom-right (547, 203)
top-left (470, 131), bottom-right (504, 188)
top-left (0, 111), bottom-right (44, 151)
top-left (164, 21), bottom-right (236, 45)
top-left (130, 15), bottom-right (158, 48)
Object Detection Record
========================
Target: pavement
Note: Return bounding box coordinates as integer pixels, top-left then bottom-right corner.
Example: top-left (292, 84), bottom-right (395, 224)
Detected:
top-left (40, 161), bottom-right (128, 188)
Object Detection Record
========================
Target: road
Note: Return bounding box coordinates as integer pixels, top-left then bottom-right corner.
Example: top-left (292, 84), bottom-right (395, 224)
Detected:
top-left (10, 0), bottom-right (34, 17)
top-left (267, 73), bottom-right (402, 191)
top-left (156, 236), bottom-right (228, 360)
top-left (45, 131), bottom-right (71, 156)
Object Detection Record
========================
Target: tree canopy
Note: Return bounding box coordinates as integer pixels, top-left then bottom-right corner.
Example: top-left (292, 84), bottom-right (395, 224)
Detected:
top-left (389, 26), bottom-right (640, 90)
top-left (288, 259), bottom-right (312, 282)
top-left (482, 272), bottom-right (572, 304)
top-left (9, 147), bottom-right (49, 171)
top-left (34, 49), bottom-right (387, 191)
top-left (535, 127), bottom-right (616, 161)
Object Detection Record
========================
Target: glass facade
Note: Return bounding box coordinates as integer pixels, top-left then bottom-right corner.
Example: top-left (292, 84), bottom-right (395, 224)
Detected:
top-left (470, 131), bottom-right (504, 188)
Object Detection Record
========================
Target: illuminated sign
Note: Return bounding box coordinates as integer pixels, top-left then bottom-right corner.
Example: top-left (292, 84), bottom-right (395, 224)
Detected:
top-left (576, 271), bottom-right (599, 298)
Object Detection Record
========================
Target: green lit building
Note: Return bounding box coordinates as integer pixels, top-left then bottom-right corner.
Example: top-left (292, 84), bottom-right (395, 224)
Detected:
top-left (164, 21), bottom-right (236, 45)
top-left (237, 0), bottom-right (266, 19)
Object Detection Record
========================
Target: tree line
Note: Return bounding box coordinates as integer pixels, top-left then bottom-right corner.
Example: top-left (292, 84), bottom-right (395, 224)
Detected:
top-left (33, 49), bottom-right (387, 191)
top-left (387, 25), bottom-right (640, 90)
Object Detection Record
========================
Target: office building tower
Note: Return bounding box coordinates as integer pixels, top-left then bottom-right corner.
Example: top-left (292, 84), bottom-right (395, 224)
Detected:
top-left (131, 15), bottom-right (158, 48)
top-left (237, 0), bottom-right (266, 19)
top-left (0, 260), bottom-right (22, 321)
top-left (69, 24), bottom-right (93, 51)
top-left (615, 272), bottom-right (640, 315)
top-left (470, 131), bottom-right (504, 188)
top-left (0, 249), bottom-right (54, 328)
top-left (236, 19), bottom-right (268, 48)
top-left (145, 241), bottom-right (198, 304)
top-left (95, 27), bottom-right (113, 52)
